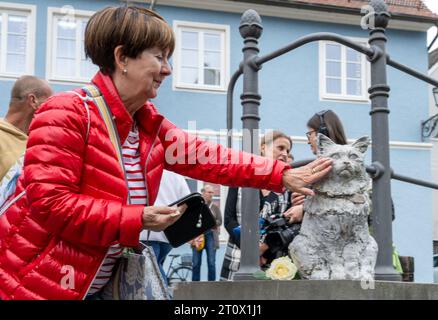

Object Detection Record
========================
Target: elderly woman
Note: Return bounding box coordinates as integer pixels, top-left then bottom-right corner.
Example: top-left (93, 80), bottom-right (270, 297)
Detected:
top-left (0, 6), bottom-right (331, 300)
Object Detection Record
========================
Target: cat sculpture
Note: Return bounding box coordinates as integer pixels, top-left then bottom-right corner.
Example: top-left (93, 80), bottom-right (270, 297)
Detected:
top-left (289, 134), bottom-right (377, 280)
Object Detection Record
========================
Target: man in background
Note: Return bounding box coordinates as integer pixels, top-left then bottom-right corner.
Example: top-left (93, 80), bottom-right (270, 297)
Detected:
top-left (191, 184), bottom-right (222, 281)
top-left (0, 76), bottom-right (53, 179)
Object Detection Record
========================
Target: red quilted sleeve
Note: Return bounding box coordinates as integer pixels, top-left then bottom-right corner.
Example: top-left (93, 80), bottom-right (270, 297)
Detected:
top-left (160, 119), bottom-right (290, 192)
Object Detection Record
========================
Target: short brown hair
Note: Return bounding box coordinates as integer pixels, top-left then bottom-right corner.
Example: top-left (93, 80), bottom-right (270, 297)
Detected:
top-left (261, 130), bottom-right (293, 149)
top-left (84, 6), bottom-right (175, 75)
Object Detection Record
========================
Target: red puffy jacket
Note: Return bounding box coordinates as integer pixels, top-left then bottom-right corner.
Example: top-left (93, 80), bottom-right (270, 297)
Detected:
top-left (0, 72), bottom-right (289, 300)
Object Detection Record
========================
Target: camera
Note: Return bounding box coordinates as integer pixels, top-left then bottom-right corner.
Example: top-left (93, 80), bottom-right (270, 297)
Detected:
top-left (261, 214), bottom-right (301, 263)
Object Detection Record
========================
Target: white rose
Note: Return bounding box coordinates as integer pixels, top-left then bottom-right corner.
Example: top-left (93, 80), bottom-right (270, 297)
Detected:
top-left (265, 256), bottom-right (297, 280)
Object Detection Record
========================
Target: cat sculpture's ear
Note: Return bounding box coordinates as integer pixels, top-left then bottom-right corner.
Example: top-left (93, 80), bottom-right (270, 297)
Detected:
top-left (352, 136), bottom-right (370, 154)
top-left (317, 133), bottom-right (335, 155)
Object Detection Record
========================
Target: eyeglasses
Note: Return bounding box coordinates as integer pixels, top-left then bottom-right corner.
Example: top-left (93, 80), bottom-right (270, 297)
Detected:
top-left (306, 130), bottom-right (316, 139)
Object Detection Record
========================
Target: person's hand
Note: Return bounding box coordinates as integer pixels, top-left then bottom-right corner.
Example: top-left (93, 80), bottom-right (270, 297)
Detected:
top-left (259, 242), bottom-right (269, 255)
top-left (260, 255), bottom-right (268, 267)
top-left (291, 192), bottom-right (305, 206)
top-left (283, 205), bottom-right (304, 224)
top-left (141, 205), bottom-right (185, 231)
top-left (177, 203), bottom-right (188, 214)
top-left (259, 243), bottom-right (269, 267)
top-left (282, 158), bottom-right (332, 196)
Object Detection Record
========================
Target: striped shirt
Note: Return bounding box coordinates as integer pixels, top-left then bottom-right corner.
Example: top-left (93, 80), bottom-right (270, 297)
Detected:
top-left (87, 124), bottom-right (147, 295)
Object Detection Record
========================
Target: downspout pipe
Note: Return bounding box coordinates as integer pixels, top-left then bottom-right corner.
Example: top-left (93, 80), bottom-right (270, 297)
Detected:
top-left (428, 23), bottom-right (438, 52)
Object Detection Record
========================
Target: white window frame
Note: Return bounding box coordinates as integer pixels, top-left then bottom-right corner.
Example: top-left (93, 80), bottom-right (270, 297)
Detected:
top-left (46, 7), bottom-right (97, 84)
top-left (173, 20), bottom-right (230, 93)
top-left (319, 38), bottom-right (370, 102)
top-left (0, 2), bottom-right (36, 78)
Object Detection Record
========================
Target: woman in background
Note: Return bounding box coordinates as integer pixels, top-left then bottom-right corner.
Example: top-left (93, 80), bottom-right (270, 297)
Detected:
top-left (221, 131), bottom-right (304, 280)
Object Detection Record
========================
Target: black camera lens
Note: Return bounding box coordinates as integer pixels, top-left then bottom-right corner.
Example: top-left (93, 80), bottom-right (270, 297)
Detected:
top-left (265, 231), bottom-right (283, 251)
top-left (264, 222), bottom-right (301, 251)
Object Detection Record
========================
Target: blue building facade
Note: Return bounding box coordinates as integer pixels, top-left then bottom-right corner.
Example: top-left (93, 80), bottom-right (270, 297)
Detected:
top-left (0, 0), bottom-right (435, 282)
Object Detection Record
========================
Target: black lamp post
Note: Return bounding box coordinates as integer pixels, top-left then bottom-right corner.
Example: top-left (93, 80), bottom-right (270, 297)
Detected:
top-left (421, 87), bottom-right (438, 140)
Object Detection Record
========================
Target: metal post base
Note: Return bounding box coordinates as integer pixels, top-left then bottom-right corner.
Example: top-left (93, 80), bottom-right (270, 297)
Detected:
top-left (234, 266), bottom-right (260, 280)
top-left (233, 272), bottom-right (258, 280)
top-left (374, 266), bottom-right (403, 282)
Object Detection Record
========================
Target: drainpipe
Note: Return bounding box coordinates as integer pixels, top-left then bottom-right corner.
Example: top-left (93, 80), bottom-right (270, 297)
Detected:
top-left (428, 23), bottom-right (438, 52)
top-left (149, 0), bottom-right (157, 11)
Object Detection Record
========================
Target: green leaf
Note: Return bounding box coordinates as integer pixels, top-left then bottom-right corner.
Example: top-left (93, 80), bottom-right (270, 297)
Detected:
top-left (252, 270), bottom-right (269, 280)
top-left (293, 272), bottom-right (301, 280)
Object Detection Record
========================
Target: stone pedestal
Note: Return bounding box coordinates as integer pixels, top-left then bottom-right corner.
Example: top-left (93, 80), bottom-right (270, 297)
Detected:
top-left (173, 280), bottom-right (438, 300)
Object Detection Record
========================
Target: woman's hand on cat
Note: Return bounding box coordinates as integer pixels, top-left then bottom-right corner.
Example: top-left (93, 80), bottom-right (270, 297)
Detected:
top-left (282, 158), bottom-right (332, 196)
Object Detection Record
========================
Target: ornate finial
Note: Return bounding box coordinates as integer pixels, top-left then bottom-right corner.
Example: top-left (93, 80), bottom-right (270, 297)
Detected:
top-left (370, 0), bottom-right (388, 13)
top-left (239, 9), bottom-right (263, 39)
top-left (367, 0), bottom-right (391, 29)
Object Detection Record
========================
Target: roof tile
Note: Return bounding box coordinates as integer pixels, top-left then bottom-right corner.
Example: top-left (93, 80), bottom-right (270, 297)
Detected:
top-left (292, 0), bottom-right (438, 19)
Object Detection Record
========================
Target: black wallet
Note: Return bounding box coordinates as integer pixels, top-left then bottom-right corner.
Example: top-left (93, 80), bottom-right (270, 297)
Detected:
top-left (164, 192), bottom-right (216, 248)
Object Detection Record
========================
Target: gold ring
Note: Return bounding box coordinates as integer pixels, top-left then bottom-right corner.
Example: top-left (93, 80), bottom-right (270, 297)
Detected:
top-left (311, 168), bottom-right (317, 174)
